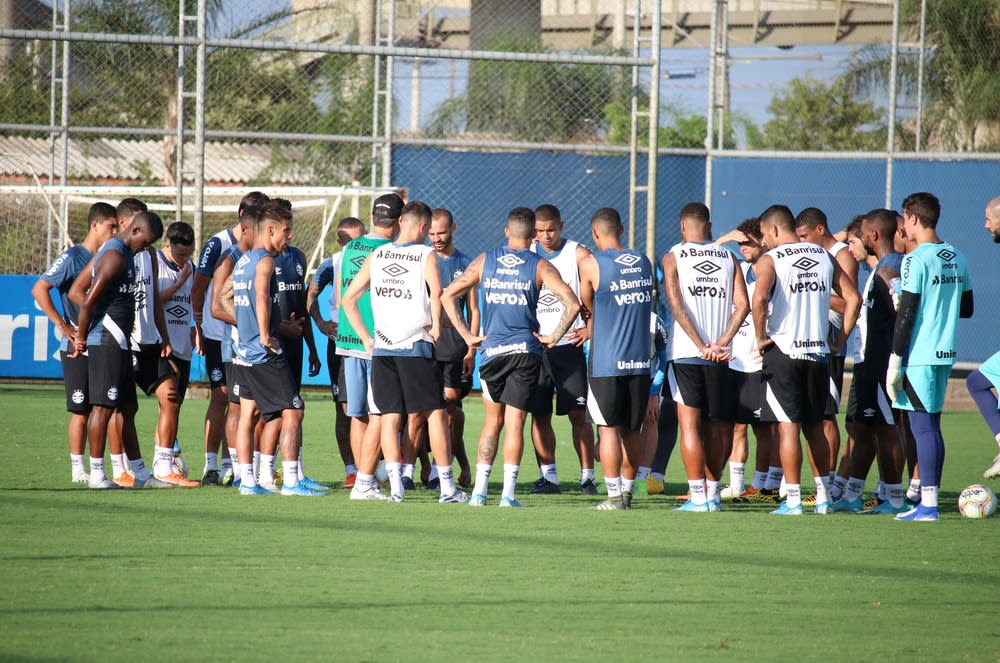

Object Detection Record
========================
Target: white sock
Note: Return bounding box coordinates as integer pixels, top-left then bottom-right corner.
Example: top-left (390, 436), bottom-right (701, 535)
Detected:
top-left (581, 468), bottom-right (595, 484)
top-left (765, 466), bottom-right (783, 490)
top-left (387, 461), bottom-right (403, 497)
top-left (621, 477), bottom-right (635, 494)
top-left (204, 452), bottom-right (218, 472)
top-left (907, 479), bottom-right (921, 502)
top-left (282, 461), bottom-right (299, 488)
top-left (706, 480), bottom-right (720, 503)
top-left (473, 463), bottom-right (492, 497)
top-left (752, 470), bottom-right (767, 490)
top-left (345, 463), bottom-right (358, 476)
top-left (995, 432), bottom-right (1000, 449)
top-left (428, 464), bottom-right (439, 482)
top-left (605, 475), bottom-right (622, 498)
top-left (241, 463), bottom-right (256, 488)
top-left (401, 463), bottom-right (415, 480)
top-left (501, 464), bottom-right (519, 500)
top-left (253, 451), bottom-right (260, 480)
top-left (220, 455), bottom-right (233, 472)
top-left (297, 448), bottom-right (306, 480)
top-left (153, 446), bottom-right (173, 476)
top-left (226, 447), bottom-right (238, 468)
top-left (354, 472), bottom-right (374, 492)
top-left (129, 458), bottom-right (151, 482)
top-left (259, 454), bottom-right (275, 485)
top-left (436, 465), bottom-right (457, 496)
top-left (89, 457), bottom-right (107, 483)
top-left (921, 485), bottom-right (939, 508)
top-left (887, 483), bottom-right (905, 508)
top-left (814, 475), bottom-right (831, 505)
top-left (71, 454), bottom-right (86, 477)
top-left (635, 466), bottom-right (651, 482)
top-left (688, 479), bottom-right (707, 505)
top-left (540, 463), bottom-right (558, 484)
top-left (785, 483), bottom-right (802, 508)
top-left (110, 453), bottom-right (127, 478)
top-left (842, 477), bottom-right (865, 503)
top-left (728, 462), bottom-right (745, 491)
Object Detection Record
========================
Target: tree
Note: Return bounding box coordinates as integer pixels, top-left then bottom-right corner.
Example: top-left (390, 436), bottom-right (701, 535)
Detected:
top-left (751, 75), bottom-right (885, 151)
top-left (605, 97), bottom-right (739, 149)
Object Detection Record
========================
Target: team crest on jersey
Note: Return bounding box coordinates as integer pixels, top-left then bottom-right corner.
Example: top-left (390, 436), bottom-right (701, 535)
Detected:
top-left (382, 263), bottom-right (408, 278)
top-left (614, 253), bottom-right (642, 267)
top-left (537, 292), bottom-right (559, 307)
top-left (232, 384), bottom-right (240, 396)
top-left (792, 257), bottom-right (819, 271)
top-left (211, 368), bottom-right (223, 383)
top-left (107, 386), bottom-right (119, 401)
top-left (296, 263), bottom-right (304, 277)
top-left (71, 389), bottom-right (85, 405)
top-left (496, 253), bottom-right (525, 268)
top-left (936, 248), bottom-right (956, 262)
top-left (292, 395), bottom-right (303, 409)
top-left (331, 384), bottom-right (339, 397)
top-left (132, 354), bottom-right (138, 368)
top-left (693, 260), bottom-right (721, 276)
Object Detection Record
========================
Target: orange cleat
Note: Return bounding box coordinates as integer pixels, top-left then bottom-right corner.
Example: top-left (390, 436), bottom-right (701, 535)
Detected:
top-left (113, 473), bottom-right (135, 488)
top-left (153, 471), bottom-right (201, 488)
top-left (343, 472), bottom-right (357, 489)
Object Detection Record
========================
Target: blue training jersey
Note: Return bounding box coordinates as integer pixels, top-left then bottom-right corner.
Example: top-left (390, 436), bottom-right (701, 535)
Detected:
top-left (85, 237), bottom-right (135, 349)
top-left (219, 245), bottom-right (243, 363)
top-left (274, 245), bottom-right (307, 322)
top-left (479, 247), bottom-right (542, 365)
top-left (900, 242), bottom-right (971, 366)
top-left (232, 247), bottom-right (279, 366)
top-left (40, 244), bottom-right (93, 352)
top-left (589, 249), bottom-right (654, 377)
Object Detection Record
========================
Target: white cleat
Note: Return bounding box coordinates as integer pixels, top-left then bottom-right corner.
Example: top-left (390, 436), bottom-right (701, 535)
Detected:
top-left (349, 486), bottom-right (389, 501)
top-left (984, 453), bottom-right (1000, 480)
top-left (72, 472), bottom-right (90, 484)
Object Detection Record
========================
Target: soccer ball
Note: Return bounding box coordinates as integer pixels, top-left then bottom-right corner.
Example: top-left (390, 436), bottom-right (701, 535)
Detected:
top-left (958, 484), bottom-right (997, 519)
top-left (171, 455), bottom-right (189, 479)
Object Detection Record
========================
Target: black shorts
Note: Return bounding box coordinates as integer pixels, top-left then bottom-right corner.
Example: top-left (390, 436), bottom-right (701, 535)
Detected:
top-left (435, 327), bottom-right (468, 363)
top-left (529, 344), bottom-right (588, 416)
top-left (203, 338), bottom-right (226, 389)
top-left (372, 354), bottom-right (445, 414)
top-left (846, 360), bottom-right (895, 425)
top-left (241, 353), bottom-right (303, 421)
top-left (666, 362), bottom-right (734, 422)
top-left (60, 350), bottom-right (90, 414)
top-left (825, 354), bottom-right (845, 416)
top-left (226, 362), bottom-right (252, 404)
top-left (759, 345), bottom-right (828, 425)
top-left (479, 353), bottom-right (540, 412)
top-left (586, 374), bottom-right (652, 431)
top-left (326, 342), bottom-right (347, 403)
top-left (172, 357), bottom-right (191, 404)
top-left (133, 343), bottom-right (176, 396)
top-left (732, 370), bottom-right (762, 425)
top-left (87, 345), bottom-right (138, 409)
top-left (283, 336), bottom-right (304, 391)
top-left (439, 358), bottom-right (464, 391)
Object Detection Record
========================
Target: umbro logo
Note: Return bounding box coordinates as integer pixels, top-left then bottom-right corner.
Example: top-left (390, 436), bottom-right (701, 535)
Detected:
top-left (693, 260), bottom-right (720, 276)
top-left (792, 257), bottom-right (819, 271)
top-left (614, 253), bottom-right (642, 267)
top-left (740, 319), bottom-right (750, 328)
top-left (382, 263), bottom-right (408, 278)
top-left (497, 254), bottom-right (525, 268)
top-left (936, 248), bottom-right (956, 262)
top-left (576, 396), bottom-right (586, 405)
top-left (863, 408), bottom-right (876, 417)
top-left (350, 255), bottom-right (367, 270)
top-left (537, 293), bottom-right (559, 307)
top-left (166, 304), bottom-right (187, 318)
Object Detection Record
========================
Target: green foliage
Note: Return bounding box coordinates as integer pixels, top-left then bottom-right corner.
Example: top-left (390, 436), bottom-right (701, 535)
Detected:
top-left (605, 97), bottom-right (737, 149)
top-left (0, 55), bottom-right (51, 127)
top-left (752, 76), bottom-right (885, 151)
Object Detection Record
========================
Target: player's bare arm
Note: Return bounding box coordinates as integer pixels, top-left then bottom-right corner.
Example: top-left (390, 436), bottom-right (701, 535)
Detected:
top-left (31, 280), bottom-right (75, 343)
top-left (534, 259), bottom-right (581, 347)
top-left (191, 270), bottom-right (211, 327)
top-left (306, 281), bottom-right (336, 338)
top-left (341, 255), bottom-right (374, 353)
top-left (829, 260), bottom-right (861, 353)
top-left (70, 251), bottom-right (123, 358)
top-left (255, 255), bottom-right (279, 352)
top-left (210, 256), bottom-right (236, 325)
top-left (752, 253), bottom-right (776, 350)
top-left (828, 246), bottom-right (858, 315)
top-left (149, 249), bottom-right (172, 358)
top-left (875, 265), bottom-right (901, 314)
top-left (577, 254), bottom-right (598, 341)
top-left (66, 256), bottom-right (96, 308)
top-left (441, 254), bottom-right (485, 348)
top-left (714, 253), bottom-right (751, 356)
top-left (158, 260), bottom-right (193, 303)
top-left (662, 251), bottom-right (708, 351)
top-left (423, 252), bottom-right (443, 342)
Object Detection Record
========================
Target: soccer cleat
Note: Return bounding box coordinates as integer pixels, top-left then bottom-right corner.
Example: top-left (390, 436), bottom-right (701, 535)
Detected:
top-left (201, 469), bottom-right (221, 486)
top-left (239, 484), bottom-right (273, 495)
top-left (984, 453), bottom-right (1000, 480)
top-left (814, 501), bottom-right (833, 515)
top-left (232, 477), bottom-right (241, 490)
top-left (343, 472), bottom-right (357, 489)
top-left (645, 477), bottom-right (664, 495)
top-left (349, 486), bottom-right (388, 501)
top-left (427, 477), bottom-right (440, 490)
top-left (630, 481), bottom-right (647, 496)
top-left (257, 482), bottom-right (281, 494)
top-left (281, 482), bottom-right (325, 497)
top-left (769, 501), bottom-right (804, 516)
top-left (674, 500), bottom-right (710, 512)
top-left (221, 468), bottom-right (235, 487)
top-left (529, 478), bottom-right (561, 494)
top-left (113, 473), bottom-right (135, 489)
top-left (499, 496), bottom-right (523, 508)
top-left (719, 485), bottom-right (745, 500)
top-left (801, 493), bottom-right (817, 507)
top-left (863, 495), bottom-right (881, 510)
top-left (592, 497), bottom-right (627, 510)
top-left (88, 478), bottom-right (121, 490)
top-left (622, 491), bottom-right (633, 509)
top-left (388, 493), bottom-right (404, 503)
top-left (468, 493), bottom-right (488, 507)
top-left (401, 476), bottom-right (416, 491)
top-left (72, 472), bottom-right (90, 484)
top-left (707, 498), bottom-right (723, 512)
top-left (138, 475), bottom-right (175, 489)
top-left (861, 500), bottom-right (909, 515)
top-left (439, 490), bottom-right (470, 504)
top-left (299, 476), bottom-right (330, 492)
top-left (894, 504), bottom-right (939, 521)
top-left (732, 487), bottom-right (780, 504)
top-left (154, 471), bottom-right (201, 488)
top-left (831, 496), bottom-right (863, 513)
top-left (580, 478), bottom-right (599, 496)
top-left (675, 492), bottom-right (690, 502)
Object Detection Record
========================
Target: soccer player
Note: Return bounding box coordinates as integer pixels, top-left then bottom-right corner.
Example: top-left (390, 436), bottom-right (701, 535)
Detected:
top-left (527, 204), bottom-right (597, 496)
top-left (307, 217), bottom-right (366, 487)
top-left (32, 202), bottom-right (119, 484)
top-left (578, 207), bottom-right (654, 510)
top-left (833, 209), bottom-right (907, 514)
top-left (230, 202), bottom-right (318, 496)
top-left (192, 191), bottom-right (269, 484)
top-left (69, 212), bottom-right (167, 489)
top-left (342, 200), bottom-right (468, 503)
top-left (969, 195), bottom-right (1000, 480)
top-left (442, 207), bottom-right (581, 507)
top-left (426, 208), bottom-right (476, 488)
top-left (753, 204), bottom-right (860, 515)
top-left (663, 203), bottom-right (749, 511)
top-left (339, 193), bottom-right (403, 500)
top-left (888, 192), bottom-right (973, 521)
top-left (795, 207), bottom-right (858, 502)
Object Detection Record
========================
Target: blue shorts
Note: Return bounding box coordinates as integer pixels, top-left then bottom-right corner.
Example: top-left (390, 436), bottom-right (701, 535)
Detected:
top-left (895, 364), bottom-right (951, 414)
top-left (343, 356), bottom-right (379, 417)
top-left (979, 351), bottom-right (1000, 391)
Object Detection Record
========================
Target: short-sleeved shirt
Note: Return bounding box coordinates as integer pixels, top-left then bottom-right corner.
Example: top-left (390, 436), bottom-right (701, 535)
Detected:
top-left (899, 241), bottom-right (971, 366)
top-left (40, 244), bottom-right (93, 352)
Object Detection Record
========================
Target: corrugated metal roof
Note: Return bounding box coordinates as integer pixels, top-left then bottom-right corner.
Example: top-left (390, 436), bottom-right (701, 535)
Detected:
top-left (0, 135), bottom-right (313, 184)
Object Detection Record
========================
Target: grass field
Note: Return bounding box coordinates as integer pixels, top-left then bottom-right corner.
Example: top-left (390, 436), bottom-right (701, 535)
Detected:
top-left (2, 383), bottom-right (1000, 662)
